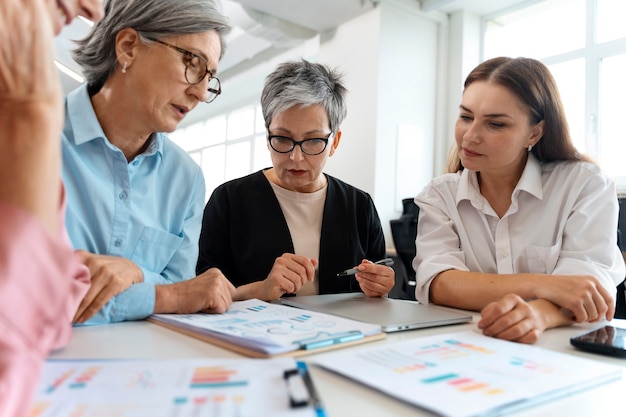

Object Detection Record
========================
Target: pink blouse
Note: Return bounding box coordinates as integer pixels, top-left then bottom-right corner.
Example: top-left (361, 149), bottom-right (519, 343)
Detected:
top-left (0, 195), bottom-right (89, 417)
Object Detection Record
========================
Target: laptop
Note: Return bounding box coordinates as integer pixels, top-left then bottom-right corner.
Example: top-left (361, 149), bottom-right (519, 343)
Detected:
top-left (279, 293), bottom-right (472, 333)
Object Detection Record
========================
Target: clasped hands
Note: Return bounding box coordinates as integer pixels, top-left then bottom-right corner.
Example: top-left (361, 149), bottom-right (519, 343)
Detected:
top-left (478, 275), bottom-right (614, 344)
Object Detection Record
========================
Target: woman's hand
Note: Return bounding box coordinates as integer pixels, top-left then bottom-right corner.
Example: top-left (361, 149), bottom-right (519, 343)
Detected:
top-left (533, 275), bottom-right (614, 323)
top-left (478, 294), bottom-right (555, 344)
top-left (235, 254), bottom-right (317, 301)
top-left (355, 259), bottom-right (395, 297)
top-left (155, 268), bottom-right (236, 314)
top-left (73, 250), bottom-right (144, 323)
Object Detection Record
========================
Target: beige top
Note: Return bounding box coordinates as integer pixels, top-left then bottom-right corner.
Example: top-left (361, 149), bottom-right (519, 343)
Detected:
top-left (269, 181), bottom-right (327, 296)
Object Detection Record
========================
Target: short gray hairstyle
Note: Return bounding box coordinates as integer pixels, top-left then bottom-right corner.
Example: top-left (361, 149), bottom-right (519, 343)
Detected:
top-left (73, 0), bottom-right (230, 92)
top-left (261, 59), bottom-right (347, 133)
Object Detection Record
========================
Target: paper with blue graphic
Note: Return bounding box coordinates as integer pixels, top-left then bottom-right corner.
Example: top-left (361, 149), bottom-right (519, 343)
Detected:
top-left (150, 299), bottom-right (382, 356)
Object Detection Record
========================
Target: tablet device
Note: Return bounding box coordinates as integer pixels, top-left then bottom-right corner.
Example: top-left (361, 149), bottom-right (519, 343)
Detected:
top-left (279, 293), bottom-right (472, 333)
top-left (570, 325), bottom-right (626, 358)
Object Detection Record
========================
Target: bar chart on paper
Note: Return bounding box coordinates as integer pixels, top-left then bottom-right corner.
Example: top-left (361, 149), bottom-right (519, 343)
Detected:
top-left (313, 330), bottom-right (622, 417)
top-left (31, 358), bottom-right (319, 417)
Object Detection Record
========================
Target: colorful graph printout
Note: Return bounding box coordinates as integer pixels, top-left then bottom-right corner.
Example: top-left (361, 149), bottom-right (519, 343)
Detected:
top-left (313, 330), bottom-right (622, 417)
top-left (30, 357), bottom-right (322, 417)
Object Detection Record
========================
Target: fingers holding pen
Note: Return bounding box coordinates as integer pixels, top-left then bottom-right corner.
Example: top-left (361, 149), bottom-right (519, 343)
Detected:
top-left (348, 258), bottom-right (395, 297)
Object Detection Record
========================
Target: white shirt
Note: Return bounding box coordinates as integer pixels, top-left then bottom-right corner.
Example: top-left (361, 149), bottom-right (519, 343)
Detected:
top-left (413, 154), bottom-right (625, 304)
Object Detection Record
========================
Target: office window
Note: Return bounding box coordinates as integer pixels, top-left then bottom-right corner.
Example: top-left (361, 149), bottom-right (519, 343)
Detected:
top-left (169, 104), bottom-right (272, 201)
top-left (483, 0), bottom-right (626, 189)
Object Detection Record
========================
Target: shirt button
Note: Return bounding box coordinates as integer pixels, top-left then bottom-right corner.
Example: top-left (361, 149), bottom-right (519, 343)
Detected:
top-left (119, 191), bottom-right (128, 200)
top-left (498, 250), bottom-right (508, 259)
top-left (114, 239), bottom-right (123, 247)
top-left (132, 160), bottom-right (139, 166)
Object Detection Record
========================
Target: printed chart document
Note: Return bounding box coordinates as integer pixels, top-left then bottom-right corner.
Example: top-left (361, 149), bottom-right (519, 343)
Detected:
top-left (149, 299), bottom-right (384, 357)
top-left (31, 357), bottom-right (326, 417)
top-left (312, 330), bottom-right (623, 417)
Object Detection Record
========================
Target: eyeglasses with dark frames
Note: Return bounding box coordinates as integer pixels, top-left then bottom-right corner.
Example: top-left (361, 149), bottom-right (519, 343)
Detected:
top-left (147, 37), bottom-right (221, 103)
top-left (268, 132), bottom-right (334, 156)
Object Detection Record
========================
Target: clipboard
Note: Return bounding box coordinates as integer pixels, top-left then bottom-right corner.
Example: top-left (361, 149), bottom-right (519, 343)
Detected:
top-left (148, 298), bottom-right (386, 358)
top-left (284, 361), bottom-right (327, 416)
top-left (149, 317), bottom-right (386, 358)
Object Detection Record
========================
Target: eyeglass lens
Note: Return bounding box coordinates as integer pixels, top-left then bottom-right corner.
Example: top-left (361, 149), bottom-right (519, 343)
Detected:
top-left (269, 137), bottom-right (328, 155)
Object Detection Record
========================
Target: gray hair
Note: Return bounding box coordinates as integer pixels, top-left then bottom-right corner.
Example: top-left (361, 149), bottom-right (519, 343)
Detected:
top-left (261, 59), bottom-right (348, 133)
top-left (72, 0), bottom-right (230, 92)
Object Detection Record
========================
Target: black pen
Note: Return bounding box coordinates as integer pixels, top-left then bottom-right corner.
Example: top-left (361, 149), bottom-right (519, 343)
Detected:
top-left (337, 258), bottom-right (395, 277)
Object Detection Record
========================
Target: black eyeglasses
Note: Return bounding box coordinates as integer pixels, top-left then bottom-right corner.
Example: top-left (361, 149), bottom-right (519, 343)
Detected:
top-left (268, 132), bottom-right (334, 156)
top-left (147, 37), bottom-right (221, 103)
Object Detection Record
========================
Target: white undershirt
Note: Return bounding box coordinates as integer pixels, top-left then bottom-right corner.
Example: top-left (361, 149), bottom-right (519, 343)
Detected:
top-left (269, 181), bottom-right (327, 296)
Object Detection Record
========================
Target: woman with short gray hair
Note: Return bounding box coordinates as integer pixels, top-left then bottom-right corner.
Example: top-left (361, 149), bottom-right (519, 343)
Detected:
top-left (63, 0), bottom-right (235, 325)
top-left (198, 59), bottom-right (395, 301)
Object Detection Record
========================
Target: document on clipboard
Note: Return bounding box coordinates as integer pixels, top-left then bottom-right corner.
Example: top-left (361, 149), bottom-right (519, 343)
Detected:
top-left (31, 357), bottom-right (327, 417)
top-left (149, 299), bottom-right (385, 357)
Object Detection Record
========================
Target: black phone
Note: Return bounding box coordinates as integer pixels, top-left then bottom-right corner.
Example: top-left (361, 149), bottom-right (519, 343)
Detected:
top-left (570, 325), bottom-right (626, 358)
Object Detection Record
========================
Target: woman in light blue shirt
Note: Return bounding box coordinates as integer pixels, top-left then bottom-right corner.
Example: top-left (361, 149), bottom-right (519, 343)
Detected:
top-left (63, 0), bottom-right (235, 324)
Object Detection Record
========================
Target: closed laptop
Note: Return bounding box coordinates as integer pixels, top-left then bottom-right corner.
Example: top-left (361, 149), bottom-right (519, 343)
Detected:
top-left (279, 293), bottom-right (472, 333)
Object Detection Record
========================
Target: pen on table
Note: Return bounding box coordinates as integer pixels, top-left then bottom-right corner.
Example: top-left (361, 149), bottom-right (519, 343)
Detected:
top-left (336, 258), bottom-right (395, 277)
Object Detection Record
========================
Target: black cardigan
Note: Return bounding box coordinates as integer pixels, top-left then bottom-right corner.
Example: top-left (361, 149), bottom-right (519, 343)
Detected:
top-left (196, 170), bottom-right (386, 294)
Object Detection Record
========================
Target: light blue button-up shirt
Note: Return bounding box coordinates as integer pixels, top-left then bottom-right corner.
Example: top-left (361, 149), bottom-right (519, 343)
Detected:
top-left (62, 84), bottom-right (205, 324)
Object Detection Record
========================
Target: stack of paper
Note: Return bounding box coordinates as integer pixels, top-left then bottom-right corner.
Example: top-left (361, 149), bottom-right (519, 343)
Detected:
top-left (150, 299), bottom-right (384, 357)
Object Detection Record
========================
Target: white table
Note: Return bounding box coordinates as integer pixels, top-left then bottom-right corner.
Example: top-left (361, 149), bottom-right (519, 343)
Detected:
top-left (50, 313), bottom-right (626, 417)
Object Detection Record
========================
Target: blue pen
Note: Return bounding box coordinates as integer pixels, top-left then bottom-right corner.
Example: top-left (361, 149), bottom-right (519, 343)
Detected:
top-left (337, 258), bottom-right (395, 277)
top-left (284, 362), bottom-right (327, 416)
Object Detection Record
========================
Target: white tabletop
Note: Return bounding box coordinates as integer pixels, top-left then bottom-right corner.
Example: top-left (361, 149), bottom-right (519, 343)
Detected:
top-left (50, 312), bottom-right (626, 417)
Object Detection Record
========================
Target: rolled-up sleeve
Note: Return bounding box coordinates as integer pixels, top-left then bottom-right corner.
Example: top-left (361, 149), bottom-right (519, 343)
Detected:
top-left (413, 184), bottom-right (468, 304)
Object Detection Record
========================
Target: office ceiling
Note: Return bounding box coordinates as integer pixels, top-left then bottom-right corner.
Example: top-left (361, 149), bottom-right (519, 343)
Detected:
top-left (54, 0), bottom-right (381, 95)
top-left (53, 0), bottom-right (526, 98)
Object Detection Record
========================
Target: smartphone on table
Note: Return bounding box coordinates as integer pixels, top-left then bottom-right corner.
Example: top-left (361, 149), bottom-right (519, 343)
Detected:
top-left (570, 325), bottom-right (626, 358)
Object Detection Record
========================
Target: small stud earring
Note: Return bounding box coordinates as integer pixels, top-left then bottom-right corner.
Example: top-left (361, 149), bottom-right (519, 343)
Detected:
top-left (122, 62), bottom-right (127, 74)
top-left (528, 144), bottom-right (533, 152)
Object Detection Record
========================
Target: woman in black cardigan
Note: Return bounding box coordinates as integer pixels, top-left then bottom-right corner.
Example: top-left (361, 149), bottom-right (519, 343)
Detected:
top-left (197, 59), bottom-right (394, 301)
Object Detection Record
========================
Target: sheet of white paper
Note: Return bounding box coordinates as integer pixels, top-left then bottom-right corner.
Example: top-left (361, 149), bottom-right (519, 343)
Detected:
top-left (151, 299), bottom-right (382, 354)
top-left (313, 330), bottom-right (622, 417)
top-left (31, 357), bottom-right (321, 417)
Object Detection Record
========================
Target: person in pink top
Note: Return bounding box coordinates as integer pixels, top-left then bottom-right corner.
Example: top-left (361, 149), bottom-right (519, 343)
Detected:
top-left (0, 1), bottom-right (103, 416)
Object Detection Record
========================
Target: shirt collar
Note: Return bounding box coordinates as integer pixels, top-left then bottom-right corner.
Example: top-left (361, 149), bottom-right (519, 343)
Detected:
top-left (456, 153), bottom-right (544, 206)
top-left (66, 84), bottom-right (164, 158)
top-left (66, 84), bottom-right (105, 146)
top-left (514, 153), bottom-right (543, 199)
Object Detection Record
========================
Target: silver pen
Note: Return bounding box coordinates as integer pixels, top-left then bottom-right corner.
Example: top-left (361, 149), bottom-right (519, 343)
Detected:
top-left (337, 258), bottom-right (395, 277)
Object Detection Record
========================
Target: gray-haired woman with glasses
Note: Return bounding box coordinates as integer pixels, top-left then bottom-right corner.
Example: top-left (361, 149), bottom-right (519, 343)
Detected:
top-left (62, 0), bottom-right (236, 325)
top-left (197, 59), bottom-right (395, 302)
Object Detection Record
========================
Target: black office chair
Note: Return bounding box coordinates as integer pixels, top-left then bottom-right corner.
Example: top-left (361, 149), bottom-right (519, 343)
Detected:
top-left (390, 198), bottom-right (419, 301)
top-left (615, 198), bottom-right (626, 319)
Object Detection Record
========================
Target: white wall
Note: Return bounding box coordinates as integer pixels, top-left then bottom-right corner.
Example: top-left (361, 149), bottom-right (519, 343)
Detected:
top-left (319, 0), bottom-right (442, 250)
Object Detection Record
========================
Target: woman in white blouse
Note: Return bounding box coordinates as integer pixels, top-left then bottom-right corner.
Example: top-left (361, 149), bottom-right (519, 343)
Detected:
top-left (414, 57), bottom-right (625, 344)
